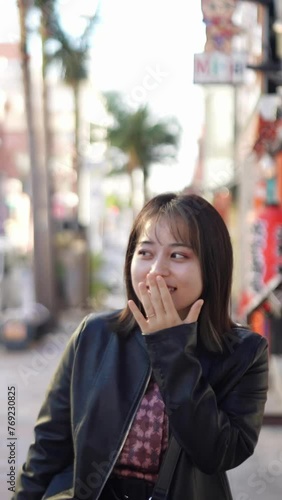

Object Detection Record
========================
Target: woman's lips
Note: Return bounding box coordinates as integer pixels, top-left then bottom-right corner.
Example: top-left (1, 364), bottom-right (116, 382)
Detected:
top-left (146, 285), bottom-right (177, 293)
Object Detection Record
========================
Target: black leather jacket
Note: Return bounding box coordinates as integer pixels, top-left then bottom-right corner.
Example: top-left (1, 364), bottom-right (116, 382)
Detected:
top-left (13, 312), bottom-right (269, 500)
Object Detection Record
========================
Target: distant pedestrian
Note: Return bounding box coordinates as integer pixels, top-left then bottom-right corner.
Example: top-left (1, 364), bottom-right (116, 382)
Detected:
top-left (13, 192), bottom-right (269, 500)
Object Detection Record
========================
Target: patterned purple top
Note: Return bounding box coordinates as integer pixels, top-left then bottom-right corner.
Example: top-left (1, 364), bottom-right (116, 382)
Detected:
top-left (113, 377), bottom-right (169, 483)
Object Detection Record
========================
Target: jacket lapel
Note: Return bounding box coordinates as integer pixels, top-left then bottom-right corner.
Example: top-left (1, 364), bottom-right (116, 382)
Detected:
top-left (74, 330), bottom-right (151, 498)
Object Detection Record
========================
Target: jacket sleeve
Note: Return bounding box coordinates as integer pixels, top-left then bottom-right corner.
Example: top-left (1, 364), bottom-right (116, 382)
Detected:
top-left (12, 317), bottom-right (89, 500)
top-left (143, 323), bottom-right (269, 474)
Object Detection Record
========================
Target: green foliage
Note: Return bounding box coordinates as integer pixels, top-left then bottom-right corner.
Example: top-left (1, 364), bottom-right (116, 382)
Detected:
top-left (35, 0), bottom-right (100, 84)
top-left (89, 253), bottom-right (111, 310)
top-left (105, 194), bottom-right (130, 210)
top-left (102, 91), bottom-right (182, 199)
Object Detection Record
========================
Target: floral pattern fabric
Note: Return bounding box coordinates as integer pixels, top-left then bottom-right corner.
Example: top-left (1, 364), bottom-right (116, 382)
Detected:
top-left (113, 377), bottom-right (169, 483)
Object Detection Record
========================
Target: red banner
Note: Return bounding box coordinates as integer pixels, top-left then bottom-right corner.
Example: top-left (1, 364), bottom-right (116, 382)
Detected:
top-left (250, 206), bottom-right (282, 293)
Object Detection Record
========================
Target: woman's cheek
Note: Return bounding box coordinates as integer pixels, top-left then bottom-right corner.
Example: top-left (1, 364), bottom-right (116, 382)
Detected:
top-left (131, 261), bottom-right (141, 294)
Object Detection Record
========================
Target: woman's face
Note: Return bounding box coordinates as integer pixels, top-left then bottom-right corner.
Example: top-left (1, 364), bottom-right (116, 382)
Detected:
top-left (130, 217), bottom-right (203, 320)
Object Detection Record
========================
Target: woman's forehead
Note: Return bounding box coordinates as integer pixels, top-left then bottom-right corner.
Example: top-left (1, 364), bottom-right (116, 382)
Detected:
top-left (138, 215), bottom-right (191, 243)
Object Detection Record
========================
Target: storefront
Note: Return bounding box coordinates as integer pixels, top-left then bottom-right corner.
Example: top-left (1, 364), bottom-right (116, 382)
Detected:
top-left (194, 0), bottom-right (282, 421)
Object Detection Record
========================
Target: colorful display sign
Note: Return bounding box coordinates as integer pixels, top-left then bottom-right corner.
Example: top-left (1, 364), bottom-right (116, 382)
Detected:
top-left (250, 206), bottom-right (282, 293)
top-left (194, 0), bottom-right (245, 84)
top-left (201, 0), bottom-right (241, 54)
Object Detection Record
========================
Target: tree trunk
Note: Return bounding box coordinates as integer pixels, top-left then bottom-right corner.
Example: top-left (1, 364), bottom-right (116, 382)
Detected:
top-left (73, 81), bottom-right (81, 219)
top-left (40, 7), bottom-right (57, 315)
top-left (143, 167), bottom-right (150, 203)
top-left (18, 0), bottom-right (56, 318)
top-left (128, 148), bottom-right (139, 217)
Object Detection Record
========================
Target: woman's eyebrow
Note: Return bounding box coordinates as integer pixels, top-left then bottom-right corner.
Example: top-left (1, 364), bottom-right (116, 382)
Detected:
top-left (138, 240), bottom-right (192, 249)
top-left (169, 242), bottom-right (192, 249)
top-left (137, 240), bottom-right (153, 246)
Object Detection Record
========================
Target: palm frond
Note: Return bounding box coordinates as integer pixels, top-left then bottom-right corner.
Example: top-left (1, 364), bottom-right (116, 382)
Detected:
top-left (35, 0), bottom-right (99, 82)
top-left (103, 91), bottom-right (181, 186)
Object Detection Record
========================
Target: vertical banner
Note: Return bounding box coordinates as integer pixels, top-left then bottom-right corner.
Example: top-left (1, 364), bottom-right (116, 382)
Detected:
top-left (250, 205), bottom-right (282, 293)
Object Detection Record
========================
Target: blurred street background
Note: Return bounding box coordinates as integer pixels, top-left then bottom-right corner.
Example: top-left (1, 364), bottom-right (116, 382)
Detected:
top-left (0, 1), bottom-right (282, 499)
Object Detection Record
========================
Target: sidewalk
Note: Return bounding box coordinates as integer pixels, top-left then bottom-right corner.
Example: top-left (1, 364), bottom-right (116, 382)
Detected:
top-left (265, 354), bottom-right (282, 421)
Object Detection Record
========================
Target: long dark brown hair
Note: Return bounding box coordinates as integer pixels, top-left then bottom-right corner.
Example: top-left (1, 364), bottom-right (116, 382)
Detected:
top-left (111, 192), bottom-right (236, 352)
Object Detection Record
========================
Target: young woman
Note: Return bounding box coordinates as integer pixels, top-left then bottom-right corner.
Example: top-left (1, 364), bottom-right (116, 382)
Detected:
top-left (13, 192), bottom-right (269, 500)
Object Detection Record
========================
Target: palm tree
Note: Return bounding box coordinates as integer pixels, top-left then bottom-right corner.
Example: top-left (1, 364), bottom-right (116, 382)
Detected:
top-left (17, 0), bottom-right (56, 316)
top-left (103, 91), bottom-right (181, 204)
top-left (34, 0), bottom-right (56, 167)
top-left (45, 12), bottom-right (99, 203)
top-left (17, 1), bottom-right (98, 313)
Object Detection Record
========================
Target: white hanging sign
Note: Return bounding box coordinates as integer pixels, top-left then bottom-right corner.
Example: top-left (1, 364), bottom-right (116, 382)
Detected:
top-left (193, 52), bottom-right (247, 85)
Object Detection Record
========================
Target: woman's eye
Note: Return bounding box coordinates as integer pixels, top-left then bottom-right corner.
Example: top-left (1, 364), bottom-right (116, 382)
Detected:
top-left (137, 250), bottom-right (150, 257)
top-left (171, 252), bottom-right (186, 259)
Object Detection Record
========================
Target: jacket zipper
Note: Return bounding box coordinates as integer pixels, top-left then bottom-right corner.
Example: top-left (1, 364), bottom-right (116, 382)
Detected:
top-left (96, 366), bottom-right (152, 499)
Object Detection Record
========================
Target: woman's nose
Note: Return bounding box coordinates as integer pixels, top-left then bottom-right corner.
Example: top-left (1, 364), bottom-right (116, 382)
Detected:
top-left (148, 258), bottom-right (169, 276)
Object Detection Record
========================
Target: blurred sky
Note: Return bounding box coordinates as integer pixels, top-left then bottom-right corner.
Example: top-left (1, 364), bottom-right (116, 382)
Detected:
top-left (0, 0), bottom-right (206, 191)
